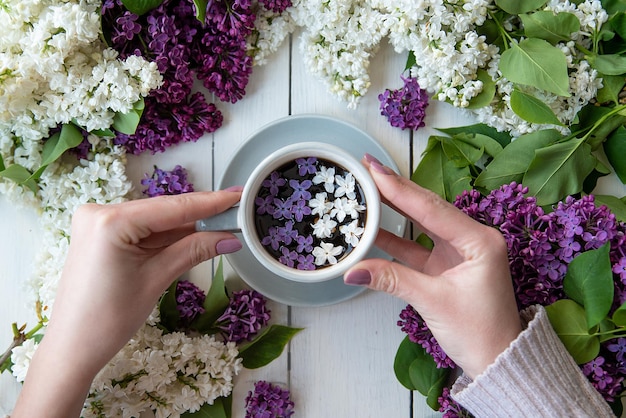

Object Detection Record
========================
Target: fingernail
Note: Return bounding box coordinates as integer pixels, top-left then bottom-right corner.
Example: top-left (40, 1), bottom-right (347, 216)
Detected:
top-left (224, 185), bottom-right (243, 192)
top-left (344, 269), bottom-right (371, 286)
top-left (364, 153), bottom-right (382, 165)
top-left (216, 238), bottom-right (242, 255)
top-left (369, 160), bottom-right (394, 175)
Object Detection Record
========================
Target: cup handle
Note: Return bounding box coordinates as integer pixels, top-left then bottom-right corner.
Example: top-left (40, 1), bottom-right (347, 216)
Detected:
top-left (195, 207), bottom-right (240, 232)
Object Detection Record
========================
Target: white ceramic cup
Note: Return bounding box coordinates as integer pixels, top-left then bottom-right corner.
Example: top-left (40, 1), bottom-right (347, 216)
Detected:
top-left (196, 142), bottom-right (380, 283)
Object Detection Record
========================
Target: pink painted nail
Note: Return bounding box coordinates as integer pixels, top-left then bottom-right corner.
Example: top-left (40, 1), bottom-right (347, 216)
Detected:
top-left (216, 238), bottom-right (243, 255)
top-left (344, 269), bottom-right (372, 286)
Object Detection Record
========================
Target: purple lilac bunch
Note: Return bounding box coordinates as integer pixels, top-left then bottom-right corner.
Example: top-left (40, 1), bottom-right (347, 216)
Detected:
top-left (141, 165), bottom-right (194, 197)
top-left (378, 75), bottom-right (429, 131)
top-left (175, 280), bottom-right (206, 327)
top-left (245, 380), bottom-right (295, 418)
top-left (438, 388), bottom-right (471, 418)
top-left (398, 182), bottom-right (626, 409)
top-left (216, 289), bottom-right (271, 344)
top-left (101, 0), bottom-right (289, 154)
top-left (255, 157), bottom-right (366, 270)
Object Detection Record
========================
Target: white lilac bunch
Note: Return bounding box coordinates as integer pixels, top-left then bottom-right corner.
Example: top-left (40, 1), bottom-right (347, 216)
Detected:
top-left (463, 0), bottom-right (607, 136)
top-left (82, 311), bottom-right (242, 418)
top-left (29, 138), bottom-right (134, 316)
top-left (287, 0), bottom-right (396, 108)
top-left (0, 0), bottom-right (161, 201)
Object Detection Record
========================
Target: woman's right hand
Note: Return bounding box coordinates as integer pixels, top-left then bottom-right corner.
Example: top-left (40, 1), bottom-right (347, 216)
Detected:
top-left (344, 155), bottom-right (522, 379)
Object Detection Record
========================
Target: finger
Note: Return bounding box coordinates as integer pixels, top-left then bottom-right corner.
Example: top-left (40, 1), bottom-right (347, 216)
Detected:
top-left (101, 190), bottom-right (242, 242)
top-left (343, 258), bottom-right (442, 309)
top-left (137, 223), bottom-right (196, 249)
top-left (149, 232), bottom-right (242, 281)
top-left (375, 228), bottom-right (431, 270)
top-left (364, 157), bottom-right (483, 243)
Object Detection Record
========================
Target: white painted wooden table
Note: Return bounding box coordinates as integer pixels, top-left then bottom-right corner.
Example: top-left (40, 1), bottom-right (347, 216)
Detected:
top-left (3, 36), bottom-right (623, 418)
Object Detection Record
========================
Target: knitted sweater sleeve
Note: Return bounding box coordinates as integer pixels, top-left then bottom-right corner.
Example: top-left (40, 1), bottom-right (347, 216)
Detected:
top-left (451, 304), bottom-right (615, 417)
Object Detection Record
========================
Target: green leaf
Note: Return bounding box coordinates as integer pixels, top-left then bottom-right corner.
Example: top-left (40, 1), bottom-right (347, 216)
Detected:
top-left (193, 0), bottom-right (208, 23)
top-left (545, 299), bottom-right (600, 364)
top-left (521, 11), bottom-right (580, 44)
top-left (604, 125), bottom-right (626, 183)
top-left (181, 397), bottom-right (229, 418)
top-left (190, 258), bottom-right (230, 333)
top-left (0, 164), bottom-right (38, 192)
top-left (393, 336), bottom-right (421, 390)
top-left (499, 38), bottom-right (571, 97)
top-left (474, 129), bottom-right (561, 191)
top-left (393, 336), bottom-right (449, 411)
top-left (604, 0), bottom-right (626, 15)
top-left (120, 0), bottom-right (164, 15)
top-left (612, 301), bottom-right (626, 327)
top-left (454, 132), bottom-right (504, 159)
top-left (238, 325), bottom-right (303, 369)
top-left (441, 136), bottom-right (484, 168)
top-left (91, 128), bottom-right (116, 138)
top-left (405, 51), bottom-right (417, 71)
top-left (596, 74), bottom-right (625, 105)
top-left (408, 357), bottom-right (449, 410)
top-left (588, 53), bottom-right (626, 75)
top-left (415, 233), bottom-right (434, 250)
top-left (611, 11), bottom-right (626, 40)
top-left (112, 98), bottom-right (144, 135)
top-left (465, 69), bottom-right (496, 109)
top-left (495, 0), bottom-right (547, 14)
top-left (0, 154), bottom-right (5, 172)
top-left (594, 194), bottom-right (626, 222)
top-left (522, 138), bottom-right (596, 206)
top-left (436, 123), bottom-right (511, 147)
top-left (412, 140), bottom-right (471, 201)
top-left (41, 124), bottom-right (84, 166)
top-left (563, 243), bottom-right (614, 329)
top-left (509, 89), bottom-right (563, 125)
top-left (158, 280), bottom-right (181, 333)
top-left (582, 159), bottom-right (610, 194)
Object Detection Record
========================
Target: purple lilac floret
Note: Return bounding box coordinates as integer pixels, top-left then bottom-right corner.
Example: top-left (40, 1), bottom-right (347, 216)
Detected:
top-left (141, 165), bottom-right (194, 197)
top-left (245, 380), bottom-right (295, 418)
top-left (175, 280), bottom-right (206, 327)
top-left (378, 76), bottom-right (429, 131)
top-left (217, 289), bottom-right (271, 344)
top-left (254, 157), bottom-right (367, 270)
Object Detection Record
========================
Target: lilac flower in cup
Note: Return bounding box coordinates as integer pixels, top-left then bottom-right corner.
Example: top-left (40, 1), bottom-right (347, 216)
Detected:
top-left (296, 157), bottom-right (317, 176)
top-left (277, 221), bottom-right (298, 245)
top-left (311, 214), bottom-right (337, 239)
top-left (255, 195), bottom-right (275, 216)
top-left (291, 199), bottom-right (312, 222)
top-left (262, 171), bottom-right (287, 196)
top-left (296, 234), bottom-right (313, 253)
top-left (334, 172), bottom-right (356, 199)
top-left (273, 198), bottom-right (294, 220)
top-left (312, 242), bottom-right (343, 266)
top-left (289, 179), bottom-right (312, 200)
top-left (217, 289), bottom-right (271, 344)
top-left (340, 220), bottom-right (364, 247)
top-left (312, 165), bottom-right (336, 193)
top-left (297, 254), bottom-right (316, 270)
top-left (261, 226), bottom-right (281, 251)
top-left (309, 192), bottom-right (333, 216)
top-left (279, 247), bottom-right (298, 268)
top-left (245, 380), bottom-right (294, 418)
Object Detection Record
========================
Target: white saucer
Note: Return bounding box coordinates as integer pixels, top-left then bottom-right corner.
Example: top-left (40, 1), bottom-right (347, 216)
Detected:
top-left (218, 114), bottom-right (406, 306)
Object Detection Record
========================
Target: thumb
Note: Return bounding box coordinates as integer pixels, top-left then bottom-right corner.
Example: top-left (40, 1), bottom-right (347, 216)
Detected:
top-left (344, 258), bottom-right (437, 306)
